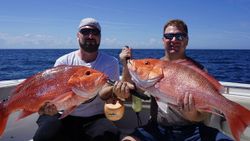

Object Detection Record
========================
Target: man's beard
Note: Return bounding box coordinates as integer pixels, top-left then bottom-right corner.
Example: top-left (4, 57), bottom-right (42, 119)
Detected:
top-left (79, 39), bottom-right (100, 53)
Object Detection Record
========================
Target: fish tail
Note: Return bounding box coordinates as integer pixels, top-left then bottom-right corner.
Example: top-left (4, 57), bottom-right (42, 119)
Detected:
top-left (0, 101), bottom-right (10, 136)
top-left (225, 103), bottom-right (250, 141)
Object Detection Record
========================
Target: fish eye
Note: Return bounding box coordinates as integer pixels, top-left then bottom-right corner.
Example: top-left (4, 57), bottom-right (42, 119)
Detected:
top-left (144, 61), bottom-right (150, 65)
top-left (85, 71), bottom-right (91, 75)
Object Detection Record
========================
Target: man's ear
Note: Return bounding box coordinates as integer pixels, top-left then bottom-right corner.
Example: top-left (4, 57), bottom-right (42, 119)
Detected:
top-left (162, 37), bottom-right (165, 45)
top-left (77, 32), bottom-right (80, 37)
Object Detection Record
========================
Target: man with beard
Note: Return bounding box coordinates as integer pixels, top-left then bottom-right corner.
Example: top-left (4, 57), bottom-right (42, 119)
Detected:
top-left (33, 17), bottom-right (132, 141)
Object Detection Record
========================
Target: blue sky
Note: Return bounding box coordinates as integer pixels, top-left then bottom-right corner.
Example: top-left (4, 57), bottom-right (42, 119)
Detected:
top-left (1, 0), bottom-right (250, 49)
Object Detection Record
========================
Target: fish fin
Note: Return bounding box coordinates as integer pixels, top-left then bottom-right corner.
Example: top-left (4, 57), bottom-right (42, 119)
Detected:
top-left (16, 110), bottom-right (34, 121)
top-left (51, 92), bottom-right (74, 104)
top-left (197, 107), bottom-right (224, 117)
top-left (173, 59), bottom-right (224, 93)
top-left (224, 102), bottom-right (250, 141)
top-left (0, 101), bottom-right (10, 136)
top-left (71, 87), bottom-right (94, 98)
top-left (58, 106), bottom-right (77, 119)
top-left (155, 82), bottom-right (177, 104)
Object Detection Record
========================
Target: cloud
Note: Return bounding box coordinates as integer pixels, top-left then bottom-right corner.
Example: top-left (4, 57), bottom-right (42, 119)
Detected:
top-left (0, 32), bottom-right (162, 49)
top-left (102, 36), bottom-right (162, 49)
top-left (132, 38), bottom-right (162, 49)
top-left (0, 32), bottom-right (75, 49)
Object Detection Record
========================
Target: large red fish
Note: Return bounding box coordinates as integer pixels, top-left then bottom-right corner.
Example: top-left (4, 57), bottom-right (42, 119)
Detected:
top-left (127, 58), bottom-right (250, 141)
top-left (0, 65), bottom-right (107, 136)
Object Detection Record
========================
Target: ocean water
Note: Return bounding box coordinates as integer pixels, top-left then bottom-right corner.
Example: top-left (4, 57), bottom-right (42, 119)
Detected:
top-left (0, 49), bottom-right (249, 84)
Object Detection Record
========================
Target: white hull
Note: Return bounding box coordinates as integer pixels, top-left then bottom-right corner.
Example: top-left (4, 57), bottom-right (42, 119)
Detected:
top-left (0, 79), bottom-right (250, 141)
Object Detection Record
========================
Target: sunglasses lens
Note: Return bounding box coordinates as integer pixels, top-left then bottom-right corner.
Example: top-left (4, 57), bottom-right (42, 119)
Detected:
top-left (176, 34), bottom-right (183, 41)
top-left (80, 29), bottom-right (100, 36)
top-left (164, 33), bottom-right (186, 41)
top-left (164, 34), bottom-right (174, 40)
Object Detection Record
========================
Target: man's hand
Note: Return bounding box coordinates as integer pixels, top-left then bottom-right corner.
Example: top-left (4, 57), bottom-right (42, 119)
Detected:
top-left (178, 93), bottom-right (199, 120)
top-left (170, 93), bottom-right (209, 122)
top-left (38, 102), bottom-right (58, 116)
top-left (119, 47), bottom-right (132, 65)
top-left (112, 81), bottom-right (135, 100)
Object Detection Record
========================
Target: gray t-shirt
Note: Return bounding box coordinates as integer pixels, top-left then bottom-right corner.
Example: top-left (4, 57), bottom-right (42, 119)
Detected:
top-left (54, 50), bottom-right (119, 117)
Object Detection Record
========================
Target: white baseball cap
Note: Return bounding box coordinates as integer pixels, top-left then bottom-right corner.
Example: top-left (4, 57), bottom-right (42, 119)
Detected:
top-left (78, 17), bottom-right (101, 31)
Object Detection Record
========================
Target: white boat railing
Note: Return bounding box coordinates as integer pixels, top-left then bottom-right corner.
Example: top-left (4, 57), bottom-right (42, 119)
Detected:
top-left (221, 81), bottom-right (250, 96)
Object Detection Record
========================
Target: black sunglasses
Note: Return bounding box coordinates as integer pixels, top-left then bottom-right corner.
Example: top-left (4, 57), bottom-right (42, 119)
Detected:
top-left (163, 33), bottom-right (187, 41)
top-left (80, 28), bottom-right (100, 36)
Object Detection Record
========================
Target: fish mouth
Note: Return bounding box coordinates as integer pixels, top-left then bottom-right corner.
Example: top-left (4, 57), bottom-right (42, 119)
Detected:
top-left (92, 73), bottom-right (108, 92)
top-left (127, 60), bottom-right (133, 69)
top-left (130, 71), bottom-right (161, 89)
top-left (96, 74), bottom-right (107, 83)
top-left (72, 74), bottom-right (107, 98)
top-left (127, 60), bottom-right (162, 89)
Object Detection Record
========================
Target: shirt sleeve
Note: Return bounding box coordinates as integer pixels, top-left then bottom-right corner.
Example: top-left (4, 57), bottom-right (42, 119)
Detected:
top-left (54, 56), bottom-right (67, 67)
top-left (54, 59), bottom-right (62, 67)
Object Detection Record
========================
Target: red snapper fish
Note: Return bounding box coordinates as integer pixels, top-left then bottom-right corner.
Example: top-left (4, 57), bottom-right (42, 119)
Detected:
top-left (127, 58), bottom-right (250, 141)
top-left (0, 65), bottom-right (107, 136)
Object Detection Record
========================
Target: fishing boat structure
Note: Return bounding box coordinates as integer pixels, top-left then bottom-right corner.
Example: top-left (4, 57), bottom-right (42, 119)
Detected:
top-left (0, 79), bottom-right (250, 141)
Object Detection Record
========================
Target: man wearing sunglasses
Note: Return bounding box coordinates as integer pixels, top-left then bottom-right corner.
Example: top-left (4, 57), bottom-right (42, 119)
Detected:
top-left (33, 18), bottom-right (131, 141)
top-left (121, 19), bottom-right (233, 141)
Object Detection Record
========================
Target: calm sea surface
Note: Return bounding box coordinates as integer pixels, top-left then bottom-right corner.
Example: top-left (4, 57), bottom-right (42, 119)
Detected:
top-left (0, 49), bottom-right (249, 84)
